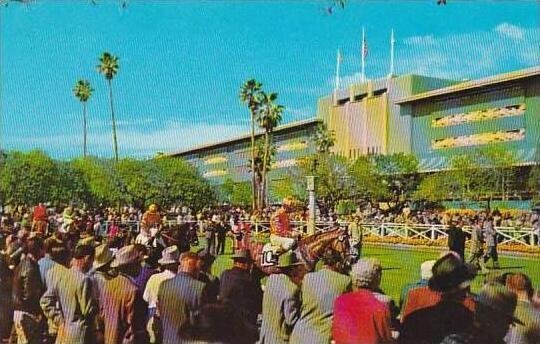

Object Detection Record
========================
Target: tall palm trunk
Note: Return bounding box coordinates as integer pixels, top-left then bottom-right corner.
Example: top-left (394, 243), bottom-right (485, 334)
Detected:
top-left (250, 112), bottom-right (257, 211)
top-left (83, 102), bottom-right (88, 158)
top-left (108, 79), bottom-right (119, 162)
top-left (261, 129), bottom-right (270, 209)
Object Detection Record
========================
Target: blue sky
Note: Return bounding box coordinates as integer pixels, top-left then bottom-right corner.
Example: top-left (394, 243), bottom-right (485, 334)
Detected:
top-left (1, 0), bottom-right (539, 159)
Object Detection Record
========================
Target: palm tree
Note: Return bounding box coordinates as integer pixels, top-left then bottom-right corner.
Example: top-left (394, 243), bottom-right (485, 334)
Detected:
top-left (240, 79), bottom-right (263, 210)
top-left (313, 122), bottom-right (336, 154)
top-left (97, 52), bottom-right (120, 162)
top-left (256, 91), bottom-right (283, 208)
top-left (72, 80), bottom-right (94, 158)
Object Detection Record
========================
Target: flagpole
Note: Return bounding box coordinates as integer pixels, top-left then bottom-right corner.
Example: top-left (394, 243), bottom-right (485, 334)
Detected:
top-left (389, 29), bottom-right (395, 78)
top-left (361, 27), bottom-right (365, 83)
top-left (334, 48), bottom-right (341, 103)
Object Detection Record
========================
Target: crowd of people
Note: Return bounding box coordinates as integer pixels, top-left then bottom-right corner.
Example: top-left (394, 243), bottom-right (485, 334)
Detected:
top-left (0, 202), bottom-right (539, 344)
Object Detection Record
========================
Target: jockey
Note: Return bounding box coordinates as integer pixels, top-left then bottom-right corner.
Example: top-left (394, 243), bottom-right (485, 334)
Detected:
top-left (137, 204), bottom-right (163, 246)
top-left (32, 203), bottom-right (48, 234)
top-left (269, 197), bottom-right (298, 254)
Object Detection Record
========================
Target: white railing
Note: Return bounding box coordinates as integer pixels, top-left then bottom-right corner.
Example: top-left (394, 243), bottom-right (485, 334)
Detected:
top-left (94, 220), bottom-right (538, 248)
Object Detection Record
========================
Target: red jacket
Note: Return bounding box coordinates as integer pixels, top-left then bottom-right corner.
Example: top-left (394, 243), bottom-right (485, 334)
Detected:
top-left (332, 289), bottom-right (394, 344)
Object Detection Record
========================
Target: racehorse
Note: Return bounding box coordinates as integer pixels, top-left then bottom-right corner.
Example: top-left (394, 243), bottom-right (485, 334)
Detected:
top-left (248, 228), bottom-right (351, 275)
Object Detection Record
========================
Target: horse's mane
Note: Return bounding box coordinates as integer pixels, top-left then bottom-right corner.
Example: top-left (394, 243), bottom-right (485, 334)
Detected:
top-left (301, 228), bottom-right (343, 246)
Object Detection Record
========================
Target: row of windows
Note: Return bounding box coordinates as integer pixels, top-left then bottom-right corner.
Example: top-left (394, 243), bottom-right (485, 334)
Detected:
top-left (431, 104), bottom-right (526, 128)
top-left (432, 129), bottom-right (525, 150)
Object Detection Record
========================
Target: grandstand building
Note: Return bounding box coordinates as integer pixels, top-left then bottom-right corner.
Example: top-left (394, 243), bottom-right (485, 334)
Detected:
top-left (168, 66), bottom-right (540, 187)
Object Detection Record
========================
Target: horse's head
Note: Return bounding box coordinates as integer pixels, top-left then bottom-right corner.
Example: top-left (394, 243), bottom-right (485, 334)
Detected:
top-left (298, 228), bottom-right (351, 270)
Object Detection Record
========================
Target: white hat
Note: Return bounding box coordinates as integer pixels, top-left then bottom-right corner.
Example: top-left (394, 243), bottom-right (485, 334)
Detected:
top-left (158, 246), bottom-right (180, 265)
top-left (420, 260), bottom-right (437, 280)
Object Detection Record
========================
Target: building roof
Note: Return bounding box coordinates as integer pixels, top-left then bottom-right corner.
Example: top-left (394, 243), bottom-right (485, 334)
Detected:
top-left (166, 118), bottom-right (321, 157)
top-left (395, 66), bottom-right (540, 104)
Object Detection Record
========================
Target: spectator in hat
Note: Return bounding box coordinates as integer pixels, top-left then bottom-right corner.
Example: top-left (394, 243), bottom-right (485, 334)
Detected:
top-left (441, 285), bottom-right (523, 344)
top-left (40, 244), bottom-right (97, 344)
top-left (259, 251), bottom-right (305, 344)
top-left (289, 248), bottom-right (351, 344)
top-left (101, 245), bottom-right (149, 344)
top-left (157, 251), bottom-right (210, 344)
top-left (11, 235), bottom-right (44, 344)
top-left (483, 216), bottom-right (500, 269)
top-left (468, 218), bottom-right (487, 273)
top-left (332, 258), bottom-right (395, 344)
top-left (196, 249), bottom-right (219, 303)
top-left (400, 253), bottom-right (477, 344)
top-left (143, 246), bottom-right (179, 344)
top-left (219, 249), bottom-right (262, 340)
top-left (90, 244), bottom-right (115, 344)
top-left (40, 240), bottom-right (70, 343)
top-left (399, 260), bottom-right (435, 314)
top-left (505, 273), bottom-right (540, 344)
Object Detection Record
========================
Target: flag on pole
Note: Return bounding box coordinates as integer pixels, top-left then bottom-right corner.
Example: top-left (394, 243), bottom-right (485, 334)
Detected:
top-left (362, 36), bottom-right (368, 58)
top-left (361, 27), bottom-right (367, 83)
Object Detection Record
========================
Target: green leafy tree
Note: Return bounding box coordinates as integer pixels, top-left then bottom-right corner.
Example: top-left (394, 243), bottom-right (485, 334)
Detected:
top-left (72, 157), bottom-right (126, 205)
top-left (413, 172), bottom-right (453, 202)
top-left (0, 150), bottom-right (57, 206)
top-left (239, 79), bottom-right (263, 210)
top-left (153, 157), bottom-right (215, 211)
top-left (97, 52), bottom-right (120, 162)
top-left (256, 91), bottom-right (284, 209)
top-left (220, 178), bottom-right (252, 207)
top-left (51, 161), bottom-right (92, 206)
top-left (72, 79), bottom-right (94, 158)
top-left (349, 156), bottom-right (388, 201)
top-left (298, 153), bottom-right (352, 210)
top-left (374, 153), bottom-right (419, 205)
top-left (476, 146), bottom-right (518, 201)
top-left (270, 176), bottom-right (307, 203)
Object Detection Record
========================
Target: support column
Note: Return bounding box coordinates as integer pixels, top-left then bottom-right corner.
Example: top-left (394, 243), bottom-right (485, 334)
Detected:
top-left (307, 176), bottom-right (316, 235)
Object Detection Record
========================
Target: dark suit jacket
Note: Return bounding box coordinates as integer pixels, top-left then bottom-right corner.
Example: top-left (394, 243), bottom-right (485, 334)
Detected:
top-left (447, 227), bottom-right (467, 259)
top-left (157, 272), bottom-right (209, 344)
top-left (400, 300), bottom-right (474, 344)
top-left (219, 267), bottom-right (263, 326)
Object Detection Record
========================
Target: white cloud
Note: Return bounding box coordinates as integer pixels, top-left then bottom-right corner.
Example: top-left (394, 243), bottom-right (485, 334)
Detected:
top-left (5, 121), bottom-right (248, 159)
top-left (397, 24), bottom-right (539, 80)
top-left (404, 35), bottom-right (437, 46)
top-left (495, 22), bottom-right (525, 40)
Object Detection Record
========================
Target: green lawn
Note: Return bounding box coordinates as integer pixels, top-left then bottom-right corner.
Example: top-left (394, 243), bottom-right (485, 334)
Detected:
top-left (201, 238), bottom-right (540, 302)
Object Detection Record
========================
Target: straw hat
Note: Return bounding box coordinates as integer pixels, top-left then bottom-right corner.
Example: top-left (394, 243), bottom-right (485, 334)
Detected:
top-left (111, 245), bottom-right (139, 268)
top-left (158, 246), bottom-right (180, 265)
top-left (93, 244), bottom-right (114, 270)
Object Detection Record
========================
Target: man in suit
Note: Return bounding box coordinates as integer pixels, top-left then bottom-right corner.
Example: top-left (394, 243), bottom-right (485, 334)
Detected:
top-left (447, 221), bottom-right (467, 260)
top-left (289, 249), bottom-right (351, 344)
top-left (101, 245), bottom-right (149, 344)
top-left (219, 249), bottom-right (263, 342)
top-left (258, 252), bottom-right (305, 344)
top-left (157, 251), bottom-right (209, 344)
top-left (40, 244), bottom-right (98, 344)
